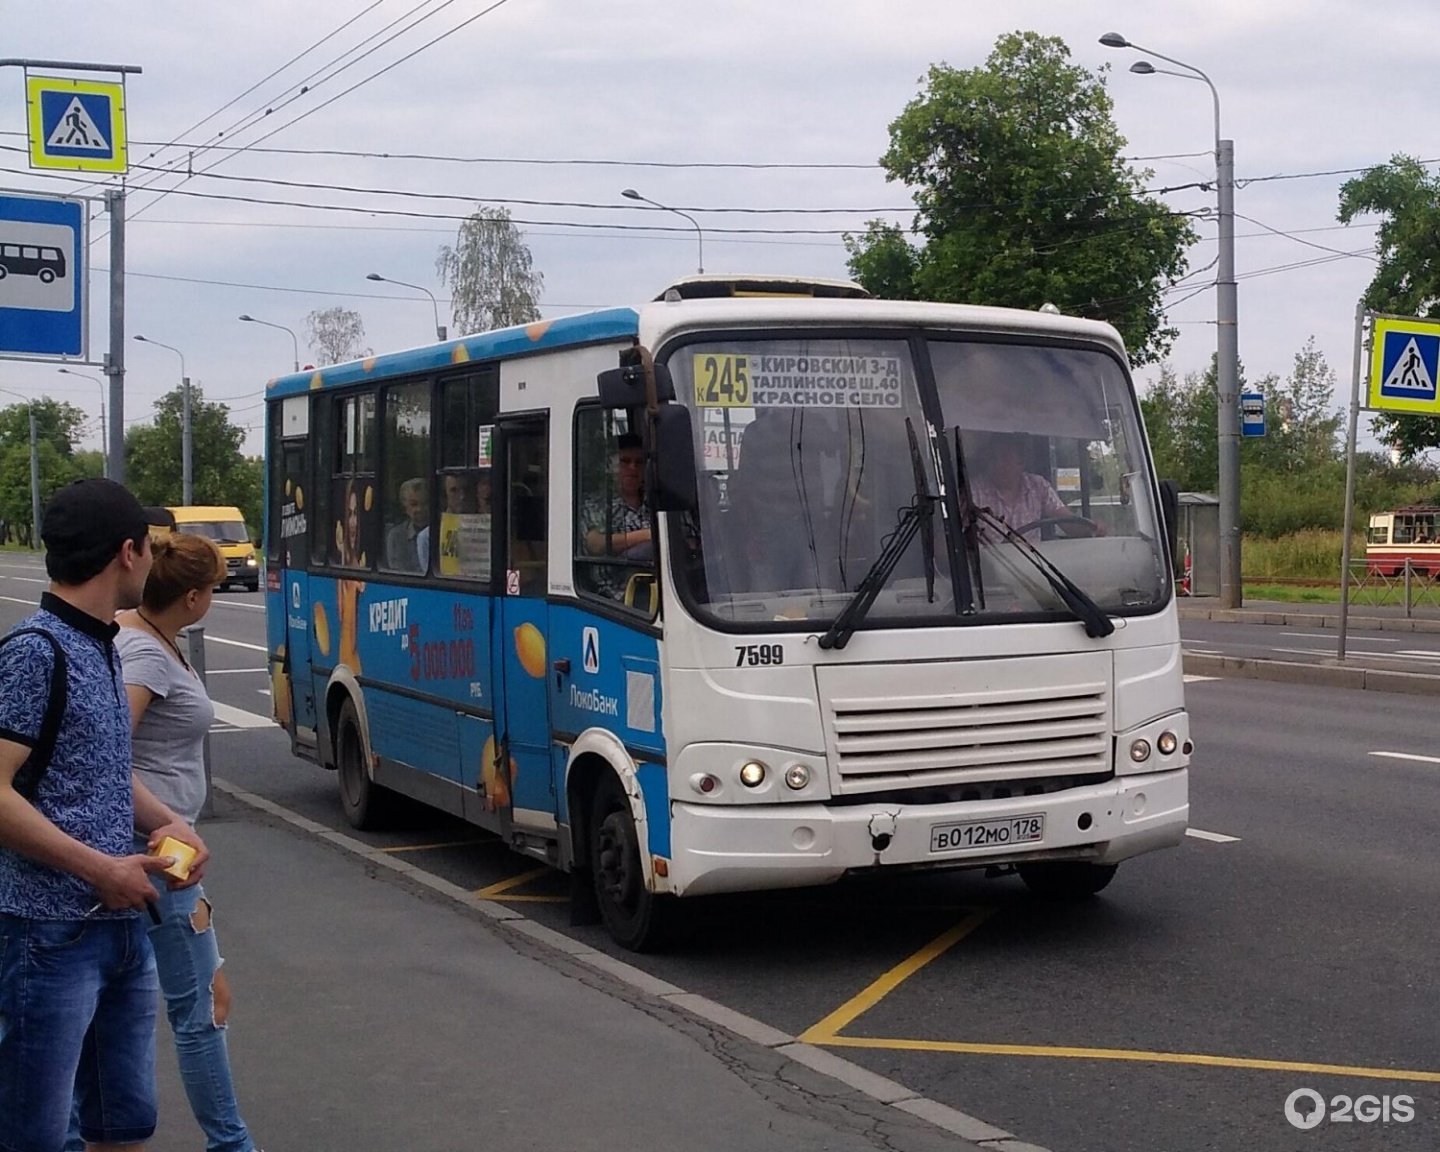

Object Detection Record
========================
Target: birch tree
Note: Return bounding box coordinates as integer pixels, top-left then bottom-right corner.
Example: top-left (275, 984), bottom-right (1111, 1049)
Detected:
top-left (437, 206), bottom-right (543, 334)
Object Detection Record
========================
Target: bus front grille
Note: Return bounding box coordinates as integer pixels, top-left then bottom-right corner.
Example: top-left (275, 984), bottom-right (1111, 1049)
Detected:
top-left (818, 658), bottom-right (1111, 795)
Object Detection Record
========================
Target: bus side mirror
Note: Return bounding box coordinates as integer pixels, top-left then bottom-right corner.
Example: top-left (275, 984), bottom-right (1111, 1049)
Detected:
top-left (1158, 479), bottom-right (1180, 573)
top-left (597, 359), bottom-right (676, 408)
top-left (647, 406), bottom-right (697, 513)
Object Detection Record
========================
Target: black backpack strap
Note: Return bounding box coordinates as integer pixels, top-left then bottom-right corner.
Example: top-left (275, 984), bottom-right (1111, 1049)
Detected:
top-left (0, 627), bottom-right (68, 801)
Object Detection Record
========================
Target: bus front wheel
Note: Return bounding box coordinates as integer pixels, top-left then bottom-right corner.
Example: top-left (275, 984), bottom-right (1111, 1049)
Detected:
top-left (336, 696), bottom-right (395, 830)
top-left (590, 773), bottom-right (672, 951)
top-left (1017, 861), bottom-right (1118, 900)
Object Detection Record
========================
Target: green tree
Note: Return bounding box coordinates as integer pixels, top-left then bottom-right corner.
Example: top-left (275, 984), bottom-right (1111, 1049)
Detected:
top-left (0, 397), bottom-right (88, 455)
top-left (125, 386), bottom-right (262, 531)
top-left (437, 205), bottom-right (543, 335)
top-left (1141, 363), bottom-right (1218, 492)
top-left (846, 32), bottom-right (1195, 364)
top-left (1337, 154), bottom-right (1440, 456)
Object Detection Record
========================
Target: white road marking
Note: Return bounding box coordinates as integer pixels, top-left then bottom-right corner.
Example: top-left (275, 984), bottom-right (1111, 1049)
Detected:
top-left (211, 701), bottom-right (274, 728)
top-left (1282, 630), bottom-right (1400, 644)
top-left (202, 635), bottom-right (267, 653)
top-left (1369, 751), bottom-right (1440, 765)
top-left (1183, 674), bottom-right (1218, 683)
top-left (0, 576), bottom-right (46, 584)
top-left (0, 595), bottom-right (36, 607)
top-left (1269, 646), bottom-right (1440, 662)
top-left (204, 667), bottom-right (267, 675)
top-left (258, 688), bottom-right (271, 696)
top-left (210, 600), bottom-right (265, 612)
top-left (1186, 828), bottom-right (1240, 843)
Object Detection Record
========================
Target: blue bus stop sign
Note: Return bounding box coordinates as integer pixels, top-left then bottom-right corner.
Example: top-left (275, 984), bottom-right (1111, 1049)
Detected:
top-left (1241, 392), bottom-right (1265, 438)
top-left (0, 192), bottom-right (86, 359)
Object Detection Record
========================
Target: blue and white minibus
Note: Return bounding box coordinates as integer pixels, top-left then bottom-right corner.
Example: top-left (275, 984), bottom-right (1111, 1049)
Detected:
top-left (264, 276), bottom-right (1191, 950)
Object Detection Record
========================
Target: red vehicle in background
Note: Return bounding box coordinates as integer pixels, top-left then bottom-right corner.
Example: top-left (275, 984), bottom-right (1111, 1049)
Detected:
top-left (1366, 507), bottom-right (1440, 576)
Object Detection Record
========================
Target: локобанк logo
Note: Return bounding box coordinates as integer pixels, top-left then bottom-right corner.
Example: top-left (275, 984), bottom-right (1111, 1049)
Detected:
top-left (1285, 1088), bottom-right (1326, 1130)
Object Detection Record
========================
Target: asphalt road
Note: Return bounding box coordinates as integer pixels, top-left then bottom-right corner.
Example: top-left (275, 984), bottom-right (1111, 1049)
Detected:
top-left (2, 553), bottom-right (1435, 1152)
top-left (1183, 614), bottom-right (1440, 673)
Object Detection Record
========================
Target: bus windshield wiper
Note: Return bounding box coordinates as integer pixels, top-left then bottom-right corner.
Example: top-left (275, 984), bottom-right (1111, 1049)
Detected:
top-left (974, 509), bottom-right (1115, 639)
top-left (818, 418), bottom-right (936, 651)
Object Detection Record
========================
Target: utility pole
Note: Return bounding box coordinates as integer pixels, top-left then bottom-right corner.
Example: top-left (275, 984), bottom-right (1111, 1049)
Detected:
top-left (28, 408), bottom-right (41, 548)
top-left (1215, 137), bottom-right (1242, 609)
top-left (106, 188), bottom-right (127, 484)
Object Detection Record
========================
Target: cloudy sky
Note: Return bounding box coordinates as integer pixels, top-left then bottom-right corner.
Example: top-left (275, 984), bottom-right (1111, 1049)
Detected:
top-left (0, 0), bottom-right (1426, 456)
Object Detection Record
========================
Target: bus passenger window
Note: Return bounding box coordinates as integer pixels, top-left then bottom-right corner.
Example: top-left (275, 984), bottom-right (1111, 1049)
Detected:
top-left (573, 408), bottom-right (653, 612)
top-left (325, 391), bottom-right (377, 569)
top-left (381, 381), bottom-right (432, 575)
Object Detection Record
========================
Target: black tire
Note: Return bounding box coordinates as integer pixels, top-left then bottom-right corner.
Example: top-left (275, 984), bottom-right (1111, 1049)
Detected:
top-left (590, 773), bottom-right (673, 951)
top-left (1018, 861), bottom-right (1118, 900)
top-left (335, 696), bottom-right (395, 830)
top-left (246, 579), bottom-right (259, 593)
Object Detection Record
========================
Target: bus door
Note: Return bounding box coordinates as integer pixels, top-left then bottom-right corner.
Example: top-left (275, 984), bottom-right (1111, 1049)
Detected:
top-left (273, 406), bottom-right (318, 739)
top-left (491, 416), bottom-right (555, 826)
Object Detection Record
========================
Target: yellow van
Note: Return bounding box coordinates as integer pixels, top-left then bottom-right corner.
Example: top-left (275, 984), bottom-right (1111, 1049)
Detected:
top-left (167, 505), bottom-right (260, 591)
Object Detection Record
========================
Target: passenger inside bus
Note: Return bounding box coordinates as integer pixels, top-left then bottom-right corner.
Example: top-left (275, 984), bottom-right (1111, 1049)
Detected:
top-left (582, 432), bottom-right (652, 600)
top-left (385, 477), bottom-right (427, 573)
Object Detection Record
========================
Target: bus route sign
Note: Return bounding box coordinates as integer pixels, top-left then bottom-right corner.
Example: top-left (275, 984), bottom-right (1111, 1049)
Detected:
top-left (0, 191), bottom-right (87, 359)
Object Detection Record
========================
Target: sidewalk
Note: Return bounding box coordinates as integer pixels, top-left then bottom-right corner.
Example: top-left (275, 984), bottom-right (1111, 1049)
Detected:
top-left (147, 790), bottom-right (1002, 1152)
top-left (1180, 597), bottom-right (1440, 695)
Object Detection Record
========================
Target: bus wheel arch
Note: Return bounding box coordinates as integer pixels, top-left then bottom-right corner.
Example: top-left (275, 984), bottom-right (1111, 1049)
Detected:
top-left (326, 674), bottom-right (397, 830)
top-left (563, 735), bottom-right (672, 951)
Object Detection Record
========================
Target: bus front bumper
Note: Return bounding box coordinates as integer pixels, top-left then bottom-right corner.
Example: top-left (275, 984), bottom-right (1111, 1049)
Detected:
top-left (665, 768), bottom-right (1188, 898)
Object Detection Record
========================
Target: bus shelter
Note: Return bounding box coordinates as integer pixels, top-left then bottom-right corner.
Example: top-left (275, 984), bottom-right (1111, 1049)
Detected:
top-left (1177, 492), bottom-right (1220, 596)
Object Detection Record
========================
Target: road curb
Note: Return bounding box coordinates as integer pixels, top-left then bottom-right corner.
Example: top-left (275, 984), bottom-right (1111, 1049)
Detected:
top-left (211, 779), bottom-right (1050, 1152)
top-left (1178, 604), bottom-right (1440, 634)
top-left (1182, 652), bottom-right (1440, 696)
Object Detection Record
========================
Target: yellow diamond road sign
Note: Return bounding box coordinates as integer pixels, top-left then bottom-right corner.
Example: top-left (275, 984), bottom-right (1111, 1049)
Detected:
top-left (26, 76), bottom-right (128, 174)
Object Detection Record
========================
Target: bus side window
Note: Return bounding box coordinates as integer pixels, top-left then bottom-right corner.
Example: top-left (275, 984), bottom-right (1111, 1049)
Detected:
top-left (573, 407), bottom-right (653, 613)
top-left (435, 369), bottom-right (499, 584)
top-left (381, 381), bottom-right (432, 575)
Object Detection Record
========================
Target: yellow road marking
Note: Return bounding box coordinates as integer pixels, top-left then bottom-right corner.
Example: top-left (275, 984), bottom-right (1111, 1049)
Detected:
top-left (377, 839), bottom-right (493, 854)
top-left (819, 1035), bottom-right (1440, 1084)
top-left (799, 909), bottom-right (994, 1043)
top-left (474, 867), bottom-right (552, 898)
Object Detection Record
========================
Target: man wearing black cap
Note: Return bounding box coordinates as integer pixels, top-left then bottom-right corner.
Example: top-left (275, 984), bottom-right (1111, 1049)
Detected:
top-left (0, 479), bottom-right (208, 1152)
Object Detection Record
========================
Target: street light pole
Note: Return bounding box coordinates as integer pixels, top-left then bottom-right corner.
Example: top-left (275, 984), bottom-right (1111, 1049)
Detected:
top-left (134, 335), bottom-right (192, 505)
top-left (621, 188), bottom-right (705, 274)
top-left (57, 368), bottom-right (107, 478)
top-left (1102, 32), bottom-right (1242, 608)
top-left (238, 314), bottom-right (300, 372)
top-left (366, 274), bottom-right (446, 341)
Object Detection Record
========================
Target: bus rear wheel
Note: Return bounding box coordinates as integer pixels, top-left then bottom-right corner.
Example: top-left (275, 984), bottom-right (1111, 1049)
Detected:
top-left (336, 696), bottom-right (395, 830)
top-left (1017, 861), bottom-right (1118, 900)
top-left (590, 773), bottom-right (672, 951)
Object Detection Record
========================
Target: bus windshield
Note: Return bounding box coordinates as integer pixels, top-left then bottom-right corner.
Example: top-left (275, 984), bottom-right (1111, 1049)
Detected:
top-left (668, 333), bottom-right (1168, 630)
top-left (177, 520), bottom-right (250, 544)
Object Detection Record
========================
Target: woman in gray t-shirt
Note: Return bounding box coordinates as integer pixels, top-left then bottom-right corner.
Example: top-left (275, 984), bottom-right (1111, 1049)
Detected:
top-left (115, 531), bottom-right (261, 1152)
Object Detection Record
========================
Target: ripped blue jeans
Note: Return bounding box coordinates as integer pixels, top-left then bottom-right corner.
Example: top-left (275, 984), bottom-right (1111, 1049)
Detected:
top-left (67, 870), bottom-right (255, 1152)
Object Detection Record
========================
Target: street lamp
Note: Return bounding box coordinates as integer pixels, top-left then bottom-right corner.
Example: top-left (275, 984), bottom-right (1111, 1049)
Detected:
top-left (1101, 31), bottom-right (1242, 608)
top-left (622, 188), bottom-right (705, 275)
top-left (0, 386), bottom-right (41, 547)
top-left (238, 314), bottom-right (300, 372)
top-left (366, 273), bottom-right (446, 341)
top-left (133, 334), bottom-right (193, 506)
top-left (57, 368), bottom-right (109, 478)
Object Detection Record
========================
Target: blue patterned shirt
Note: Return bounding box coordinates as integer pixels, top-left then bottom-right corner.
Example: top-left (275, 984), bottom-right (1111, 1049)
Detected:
top-left (0, 593), bottom-right (135, 920)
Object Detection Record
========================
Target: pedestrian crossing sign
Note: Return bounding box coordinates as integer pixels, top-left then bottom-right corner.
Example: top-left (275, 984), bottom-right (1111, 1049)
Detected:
top-left (1369, 316), bottom-right (1440, 413)
top-left (25, 76), bottom-right (128, 174)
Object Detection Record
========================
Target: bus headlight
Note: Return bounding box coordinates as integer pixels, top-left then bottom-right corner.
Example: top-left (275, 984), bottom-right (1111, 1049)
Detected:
top-left (1156, 730), bottom-right (1178, 756)
top-left (783, 763), bottom-right (811, 790)
top-left (739, 760), bottom-right (767, 788)
top-left (1129, 738), bottom-right (1152, 763)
